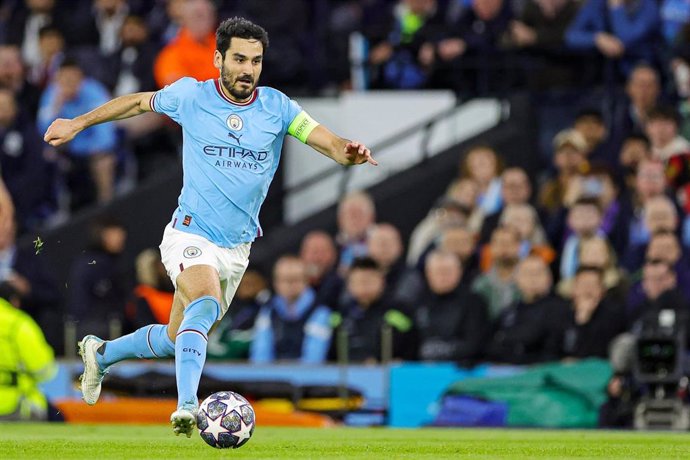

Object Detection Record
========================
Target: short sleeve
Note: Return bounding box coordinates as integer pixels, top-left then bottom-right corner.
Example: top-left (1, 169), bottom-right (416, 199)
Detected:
top-left (283, 98), bottom-right (303, 131)
top-left (150, 77), bottom-right (198, 123)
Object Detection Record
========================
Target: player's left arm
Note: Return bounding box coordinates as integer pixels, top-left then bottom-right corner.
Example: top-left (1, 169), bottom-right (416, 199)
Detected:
top-left (287, 110), bottom-right (377, 166)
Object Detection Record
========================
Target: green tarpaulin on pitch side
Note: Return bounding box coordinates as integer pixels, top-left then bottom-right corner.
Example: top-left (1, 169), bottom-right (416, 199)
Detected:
top-left (444, 359), bottom-right (612, 428)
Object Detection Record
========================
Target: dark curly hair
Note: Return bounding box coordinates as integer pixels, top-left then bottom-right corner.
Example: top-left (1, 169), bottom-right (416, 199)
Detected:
top-left (216, 17), bottom-right (269, 59)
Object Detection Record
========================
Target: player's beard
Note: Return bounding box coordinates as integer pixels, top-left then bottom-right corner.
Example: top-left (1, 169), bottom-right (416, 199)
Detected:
top-left (221, 67), bottom-right (256, 101)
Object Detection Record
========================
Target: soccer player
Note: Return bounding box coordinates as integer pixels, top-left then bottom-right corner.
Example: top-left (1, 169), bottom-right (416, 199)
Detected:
top-left (43, 17), bottom-right (376, 437)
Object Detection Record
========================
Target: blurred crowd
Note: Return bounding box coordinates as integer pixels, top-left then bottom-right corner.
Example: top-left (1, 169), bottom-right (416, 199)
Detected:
top-left (5, 0), bottom-right (690, 420)
top-left (5, 0), bottom-right (690, 232)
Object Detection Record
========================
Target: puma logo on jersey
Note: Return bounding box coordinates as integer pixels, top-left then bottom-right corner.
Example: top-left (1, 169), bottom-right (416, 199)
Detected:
top-left (228, 132), bottom-right (243, 145)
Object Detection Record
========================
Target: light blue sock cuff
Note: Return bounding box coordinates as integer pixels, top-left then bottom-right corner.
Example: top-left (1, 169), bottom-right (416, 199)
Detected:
top-left (177, 296), bottom-right (221, 339)
top-left (148, 324), bottom-right (175, 357)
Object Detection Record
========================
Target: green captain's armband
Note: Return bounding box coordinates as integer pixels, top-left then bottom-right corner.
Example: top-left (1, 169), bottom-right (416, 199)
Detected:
top-left (288, 111), bottom-right (319, 144)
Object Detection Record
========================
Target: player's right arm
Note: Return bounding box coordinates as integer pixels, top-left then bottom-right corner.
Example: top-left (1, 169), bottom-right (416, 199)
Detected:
top-left (43, 91), bottom-right (155, 147)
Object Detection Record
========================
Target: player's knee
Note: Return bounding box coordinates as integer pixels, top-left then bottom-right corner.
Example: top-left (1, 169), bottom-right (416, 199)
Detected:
top-left (181, 296), bottom-right (220, 333)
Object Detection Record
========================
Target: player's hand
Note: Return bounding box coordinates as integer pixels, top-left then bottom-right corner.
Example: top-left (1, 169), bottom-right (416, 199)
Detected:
top-left (43, 118), bottom-right (82, 147)
top-left (344, 141), bottom-right (377, 166)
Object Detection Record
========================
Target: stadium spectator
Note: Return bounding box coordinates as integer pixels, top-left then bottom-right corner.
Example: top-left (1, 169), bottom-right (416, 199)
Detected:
top-left (471, 226), bottom-right (521, 319)
top-left (420, 0), bottom-right (513, 94)
top-left (333, 257), bottom-right (414, 363)
top-left (626, 259), bottom-right (689, 331)
top-left (367, 223), bottom-right (423, 311)
top-left (557, 236), bottom-right (627, 302)
top-left (627, 231), bottom-right (690, 310)
top-left (459, 145), bottom-right (504, 216)
top-left (437, 225), bottom-right (480, 282)
top-left (105, 14), bottom-right (169, 181)
top-left (573, 109), bottom-right (614, 165)
top-left (27, 24), bottom-right (64, 89)
top-left (153, 0), bottom-right (218, 88)
top-left (0, 88), bottom-right (56, 230)
top-left (623, 195), bottom-right (681, 270)
top-left (208, 268), bottom-right (269, 361)
top-left (560, 197), bottom-right (605, 279)
top-left (250, 256), bottom-right (332, 364)
top-left (146, 0), bottom-right (186, 45)
top-left (67, 216), bottom-right (128, 340)
top-left (105, 15), bottom-right (159, 97)
top-left (123, 248), bottom-right (174, 333)
top-left (3, 0), bottom-right (70, 70)
top-left (618, 134), bottom-right (651, 189)
top-left (336, 191), bottom-right (376, 272)
top-left (487, 203), bottom-right (555, 269)
top-left (232, 0), bottom-right (314, 90)
top-left (554, 166), bottom-right (627, 254)
top-left (560, 266), bottom-right (626, 359)
top-left (446, 177), bottom-right (485, 233)
top-left (621, 159), bottom-right (668, 252)
top-left (645, 106), bottom-right (689, 161)
top-left (38, 58), bottom-right (118, 209)
top-left (300, 230), bottom-right (343, 309)
top-left (0, 45), bottom-right (41, 120)
top-left (89, 0), bottom-right (130, 55)
top-left (611, 64), bottom-right (661, 149)
top-left (365, 0), bottom-right (444, 89)
top-left (0, 286), bottom-right (56, 421)
top-left (486, 255), bottom-right (569, 364)
top-left (505, 0), bottom-right (580, 89)
top-left (479, 167), bottom-right (532, 245)
top-left (539, 129), bottom-right (588, 217)
top-left (413, 250), bottom-right (489, 364)
top-left (564, 0), bottom-right (661, 79)
top-left (407, 191), bottom-right (470, 266)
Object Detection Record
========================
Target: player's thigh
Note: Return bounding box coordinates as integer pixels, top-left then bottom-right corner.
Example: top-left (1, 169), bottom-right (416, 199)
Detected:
top-left (166, 265), bottom-right (222, 341)
top-left (159, 223), bottom-right (224, 304)
top-left (218, 242), bottom-right (251, 317)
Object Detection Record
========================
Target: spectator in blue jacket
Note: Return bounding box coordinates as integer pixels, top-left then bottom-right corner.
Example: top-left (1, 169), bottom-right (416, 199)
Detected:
top-left (565, 0), bottom-right (660, 79)
top-left (250, 255), bottom-right (332, 364)
top-left (37, 58), bottom-right (117, 210)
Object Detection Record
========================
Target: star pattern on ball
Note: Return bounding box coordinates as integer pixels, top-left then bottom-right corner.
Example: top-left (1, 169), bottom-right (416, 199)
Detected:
top-left (224, 393), bottom-right (244, 410)
top-left (233, 417), bottom-right (253, 444)
top-left (201, 411), bottom-right (226, 443)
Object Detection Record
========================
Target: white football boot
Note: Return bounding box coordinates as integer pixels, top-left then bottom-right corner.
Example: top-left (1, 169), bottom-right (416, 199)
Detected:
top-left (171, 404), bottom-right (198, 438)
top-left (77, 335), bottom-right (109, 405)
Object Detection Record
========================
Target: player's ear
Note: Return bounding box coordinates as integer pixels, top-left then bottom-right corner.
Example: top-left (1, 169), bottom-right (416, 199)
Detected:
top-left (213, 50), bottom-right (223, 70)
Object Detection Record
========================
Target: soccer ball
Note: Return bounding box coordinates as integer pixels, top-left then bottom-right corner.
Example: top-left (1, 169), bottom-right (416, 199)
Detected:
top-left (196, 391), bottom-right (255, 449)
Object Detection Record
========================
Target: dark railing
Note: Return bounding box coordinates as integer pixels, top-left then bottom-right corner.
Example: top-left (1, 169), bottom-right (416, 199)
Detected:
top-left (286, 101), bottom-right (508, 199)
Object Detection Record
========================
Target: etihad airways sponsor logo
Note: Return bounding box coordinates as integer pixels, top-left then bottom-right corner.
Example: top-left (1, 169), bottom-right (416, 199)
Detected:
top-left (202, 145), bottom-right (269, 162)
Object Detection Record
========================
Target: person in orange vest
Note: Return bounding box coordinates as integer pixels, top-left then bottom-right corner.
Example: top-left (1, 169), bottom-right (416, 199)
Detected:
top-left (124, 249), bottom-right (174, 332)
top-left (153, 0), bottom-right (218, 88)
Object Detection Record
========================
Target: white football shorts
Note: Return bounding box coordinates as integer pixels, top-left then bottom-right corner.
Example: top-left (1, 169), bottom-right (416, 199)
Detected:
top-left (159, 223), bottom-right (251, 316)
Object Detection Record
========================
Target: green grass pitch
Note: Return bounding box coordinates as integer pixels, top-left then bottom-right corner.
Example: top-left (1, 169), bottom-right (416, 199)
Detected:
top-left (2, 423), bottom-right (690, 459)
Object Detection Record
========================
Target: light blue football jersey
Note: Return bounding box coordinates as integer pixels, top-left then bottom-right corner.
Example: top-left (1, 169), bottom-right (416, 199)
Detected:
top-left (150, 77), bottom-right (304, 248)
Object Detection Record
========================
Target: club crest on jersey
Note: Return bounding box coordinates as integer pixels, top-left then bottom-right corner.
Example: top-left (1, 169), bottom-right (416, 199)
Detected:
top-left (227, 114), bottom-right (243, 131)
top-left (183, 246), bottom-right (202, 259)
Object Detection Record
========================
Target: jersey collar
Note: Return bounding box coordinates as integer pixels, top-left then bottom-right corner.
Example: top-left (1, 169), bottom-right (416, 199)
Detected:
top-left (214, 78), bottom-right (258, 106)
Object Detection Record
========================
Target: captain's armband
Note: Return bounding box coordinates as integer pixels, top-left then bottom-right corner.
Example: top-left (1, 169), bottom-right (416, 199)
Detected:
top-left (287, 111), bottom-right (320, 144)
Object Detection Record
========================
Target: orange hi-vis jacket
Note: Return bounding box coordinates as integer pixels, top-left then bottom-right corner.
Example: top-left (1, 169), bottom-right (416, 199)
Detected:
top-left (154, 28), bottom-right (218, 88)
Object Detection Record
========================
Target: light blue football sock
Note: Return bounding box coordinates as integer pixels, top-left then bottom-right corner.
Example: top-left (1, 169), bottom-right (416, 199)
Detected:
top-left (96, 324), bottom-right (175, 369)
top-left (175, 296), bottom-right (220, 409)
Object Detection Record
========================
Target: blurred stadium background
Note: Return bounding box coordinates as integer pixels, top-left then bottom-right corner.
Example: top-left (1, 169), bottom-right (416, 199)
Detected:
top-left (2, 0), bottom-right (690, 438)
